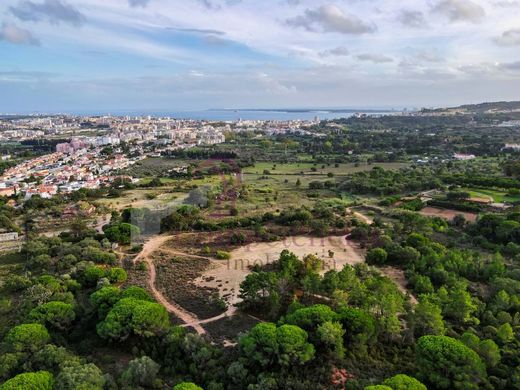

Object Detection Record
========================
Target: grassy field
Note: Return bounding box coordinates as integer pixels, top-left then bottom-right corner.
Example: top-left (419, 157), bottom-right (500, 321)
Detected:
top-left (464, 187), bottom-right (520, 203)
top-left (95, 188), bottom-right (189, 210)
top-left (242, 162), bottom-right (408, 176)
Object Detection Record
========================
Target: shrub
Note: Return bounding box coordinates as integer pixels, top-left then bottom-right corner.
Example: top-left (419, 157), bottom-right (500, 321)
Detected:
top-left (215, 250), bottom-right (231, 260)
top-left (4, 323), bottom-right (50, 353)
top-left (0, 371), bottom-right (54, 390)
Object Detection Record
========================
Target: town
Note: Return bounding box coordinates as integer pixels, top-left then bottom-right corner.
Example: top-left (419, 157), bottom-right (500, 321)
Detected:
top-left (0, 114), bottom-right (325, 200)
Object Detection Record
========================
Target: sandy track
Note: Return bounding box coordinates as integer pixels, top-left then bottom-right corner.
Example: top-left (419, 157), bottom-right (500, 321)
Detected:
top-left (133, 235), bottom-right (207, 335)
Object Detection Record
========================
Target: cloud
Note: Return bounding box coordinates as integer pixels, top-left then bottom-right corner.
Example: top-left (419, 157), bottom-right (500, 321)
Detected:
top-left (0, 71), bottom-right (56, 82)
top-left (320, 46), bottom-right (350, 57)
top-left (398, 10), bottom-right (427, 28)
top-left (494, 0), bottom-right (520, 6)
top-left (415, 49), bottom-right (444, 63)
top-left (10, 0), bottom-right (86, 26)
top-left (128, 0), bottom-right (150, 7)
top-left (287, 4), bottom-right (376, 35)
top-left (494, 29), bottom-right (520, 46)
top-left (357, 53), bottom-right (393, 63)
top-left (174, 28), bottom-right (225, 36)
top-left (432, 0), bottom-right (485, 23)
top-left (0, 22), bottom-right (40, 45)
top-left (499, 61), bottom-right (520, 71)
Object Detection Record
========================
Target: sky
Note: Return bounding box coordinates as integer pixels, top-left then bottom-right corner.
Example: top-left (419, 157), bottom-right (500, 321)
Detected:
top-left (1, 0), bottom-right (520, 113)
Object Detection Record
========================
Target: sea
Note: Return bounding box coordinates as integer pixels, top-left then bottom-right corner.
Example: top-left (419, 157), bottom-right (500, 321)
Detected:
top-left (72, 108), bottom-right (401, 121)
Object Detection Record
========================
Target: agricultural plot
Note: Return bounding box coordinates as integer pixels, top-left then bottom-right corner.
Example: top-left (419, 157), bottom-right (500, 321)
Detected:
top-left (241, 161), bottom-right (409, 176)
top-left (419, 206), bottom-right (478, 222)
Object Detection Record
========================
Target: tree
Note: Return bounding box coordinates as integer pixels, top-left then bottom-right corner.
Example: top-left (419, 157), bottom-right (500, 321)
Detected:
top-left (173, 383), bottom-right (203, 390)
top-left (238, 271), bottom-right (280, 315)
top-left (275, 324), bottom-right (315, 366)
top-left (442, 283), bottom-right (478, 325)
top-left (55, 364), bottom-right (105, 390)
top-left (97, 298), bottom-right (170, 340)
top-left (496, 323), bottom-right (514, 344)
top-left (121, 286), bottom-right (153, 301)
top-left (337, 306), bottom-right (377, 346)
top-left (0, 371), bottom-right (54, 390)
top-left (29, 344), bottom-right (81, 374)
top-left (105, 267), bottom-right (127, 283)
top-left (4, 323), bottom-right (50, 353)
top-left (316, 321), bottom-right (345, 359)
top-left (120, 356), bottom-right (160, 388)
top-left (103, 222), bottom-right (140, 245)
top-left (239, 322), bottom-right (315, 368)
top-left (382, 374), bottom-right (427, 390)
top-left (90, 286), bottom-right (121, 318)
top-left (412, 299), bottom-right (445, 337)
top-left (28, 301), bottom-right (76, 330)
top-left (478, 339), bottom-right (500, 367)
top-left (416, 335), bottom-right (487, 389)
top-left (364, 386), bottom-right (392, 390)
top-left (0, 353), bottom-right (22, 381)
top-left (285, 304), bottom-right (337, 338)
top-left (366, 248), bottom-right (388, 265)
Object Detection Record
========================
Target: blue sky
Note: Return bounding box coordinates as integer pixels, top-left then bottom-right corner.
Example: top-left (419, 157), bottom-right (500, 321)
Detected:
top-left (1, 0), bottom-right (520, 113)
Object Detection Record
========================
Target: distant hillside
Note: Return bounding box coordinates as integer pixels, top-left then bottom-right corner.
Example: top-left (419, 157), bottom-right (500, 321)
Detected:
top-left (421, 101), bottom-right (520, 115)
top-left (456, 101), bottom-right (520, 113)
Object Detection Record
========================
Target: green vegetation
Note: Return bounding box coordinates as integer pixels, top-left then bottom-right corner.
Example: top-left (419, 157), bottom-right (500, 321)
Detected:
top-left (2, 112), bottom-right (520, 389)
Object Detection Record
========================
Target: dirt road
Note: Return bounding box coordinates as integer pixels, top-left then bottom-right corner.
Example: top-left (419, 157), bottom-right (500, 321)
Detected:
top-left (133, 235), bottom-right (206, 334)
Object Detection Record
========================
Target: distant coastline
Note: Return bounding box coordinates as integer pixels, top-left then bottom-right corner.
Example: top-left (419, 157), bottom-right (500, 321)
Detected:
top-left (0, 108), bottom-right (402, 121)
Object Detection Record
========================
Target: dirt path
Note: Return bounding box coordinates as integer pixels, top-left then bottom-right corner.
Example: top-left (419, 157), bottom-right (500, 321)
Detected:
top-left (347, 208), bottom-right (374, 224)
top-left (133, 235), bottom-right (207, 335)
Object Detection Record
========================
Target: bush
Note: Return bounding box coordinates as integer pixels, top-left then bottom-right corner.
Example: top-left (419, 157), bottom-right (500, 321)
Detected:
top-left (382, 374), bottom-right (427, 390)
top-left (4, 323), bottom-right (50, 353)
top-left (55, 364), bottom-right (105, 390)
top-left (106, 267), bottom-right (127, 283)
top-left (0, 371), bottom-right (54, 390)
top-left (366, 248), bottom-right (388, 265)
top-left (215, 250), bottom-right (231, 260)
top-left (120, 356), bottom-right (160, 388)
top-left (28, 301), bottom-right (76, 330)
top-left (174, 383), bottom-right (203, 390)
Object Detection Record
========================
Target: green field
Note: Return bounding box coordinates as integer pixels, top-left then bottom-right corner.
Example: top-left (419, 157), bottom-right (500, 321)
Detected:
top-left (242, 162), bottom-right (408, 176)
top-left (464, 187), bottom-right (520, 203)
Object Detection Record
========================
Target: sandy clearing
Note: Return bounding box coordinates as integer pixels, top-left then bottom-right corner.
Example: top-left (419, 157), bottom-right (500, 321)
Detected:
top-left (420, 206), bottom-right (478, 222)
top-left (194, 235), bottom-right (365, 306)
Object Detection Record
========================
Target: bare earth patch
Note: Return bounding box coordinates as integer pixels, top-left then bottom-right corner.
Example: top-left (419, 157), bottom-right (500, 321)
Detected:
top-left (194, 235), bottom-right (365, 306)
top-left (420, 206), bottom-right (478, 222)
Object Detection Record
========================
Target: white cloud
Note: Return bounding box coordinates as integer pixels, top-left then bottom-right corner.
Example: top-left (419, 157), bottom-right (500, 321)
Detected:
top-left (287, 4), bottom-right (376, 34)
top-left (357, 53), bottom-right (393, 63)
top-left (398, 10), bottom-right (427, 28)
top-left (128, 0), bottom-right (150, 8)
top-left (432, 0), bottom-right (485, 23)
top-left (319, 46), bottom-right (350, 57)
top-left (0, 22), bottom-right (40, 45)
top-left (494, 29), bottom-right (520, 46)
top-left (10, 0), bottom-right (86, 26)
